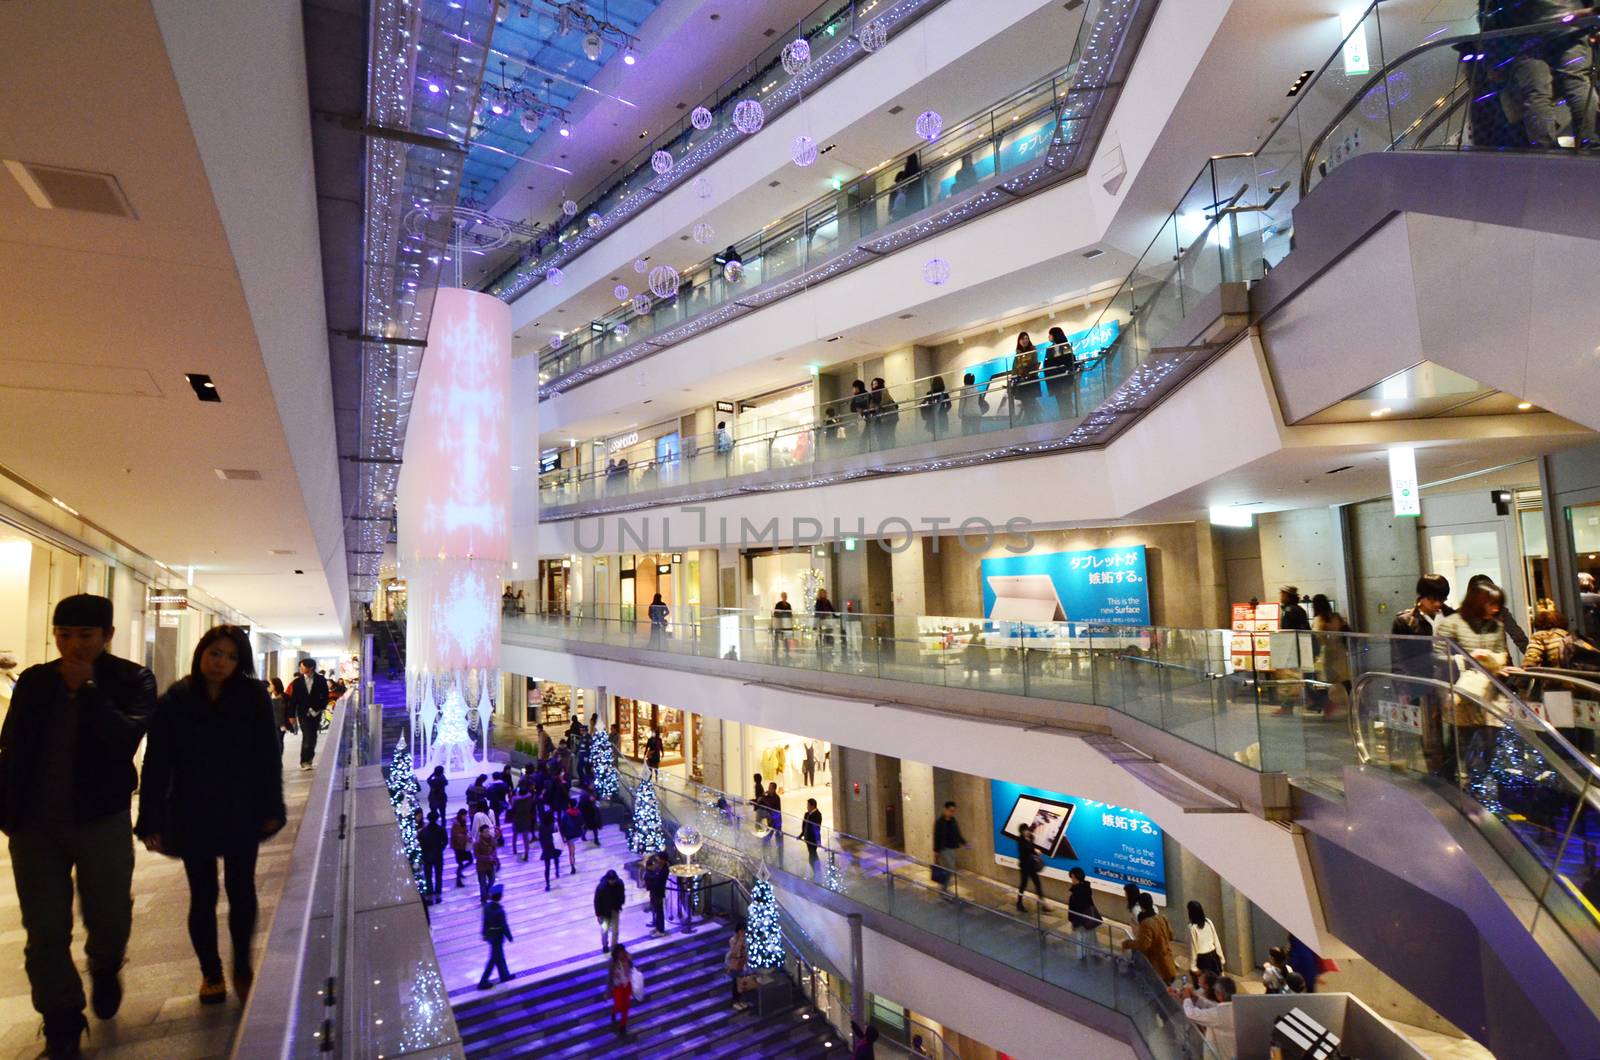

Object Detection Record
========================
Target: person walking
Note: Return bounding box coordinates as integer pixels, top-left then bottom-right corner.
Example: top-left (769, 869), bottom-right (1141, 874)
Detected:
top-left (287, 658), bottom-right (329, 770)
top-left (1066, 867), bottom-right (1103, 959)
top-left (509, 784), bottom-right (537, 861)
top-left (0, 594), bottom-right (156, 1055)
top-left (426, 765), bottom-right (449, 820)
top-left (539, 806), bottom-right (562, 891)
top-left (1121, 892), bottom-right (1178, 984)
top-left (420, 811), bottom-right (447, 904)
top-left (918, 376), bottom-right (951, 439)
top-left (932, 801), bottom-right (967, 893)
top-left (267, 677), bottom-right (293, 755)
top-left (848, 379), bottom-right (872, 452)
top-left (771, 592), bottom-right (795, 659)
top-left (1187, 900), bottom-right (1225, 977)
top-left (799, 797), bottom-right (823, 872)
top-left (813, 588), bottom-right (839, 661)
top-left (594, 869), bottom-right (626, 954)
top-left (644, 852), bottom-right (670, 934)
top-left (476, 883), bottom-right (514, 990)
top-left (608, 944), bottom-right (636, 1035)
top-left (136, 625), bottom-right (285, 1005)
top-left (473, 823), bottom-right (500, 903)
top-left (644, 729), bottom-right (663, 773)
top-left (450, 809), bottom-right (472, 888)
top-left (1015, 823), bottom-right (1046, 912)
top-left (957, 372), bottom-right (989, 435)
top-left (579, 786), bottom-right (603, 845)
top-left (761, 782), bottom-right (784, 845)
top-left (725, 921), bottom-right (749, 1007)
top-left (1310, 594), bottom-right (1352, 717)
top-left (559, 803), bottom-right (584, 875)
top-left (647, 593), bottom-right (670, 649)
top-left (868, 377), bottom-right (898, 449)
top-left (486, 769), bottom-right (510, 828)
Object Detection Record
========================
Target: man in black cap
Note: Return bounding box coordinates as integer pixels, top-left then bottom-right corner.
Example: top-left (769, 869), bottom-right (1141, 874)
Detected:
top-left (0, 594), bottom-right (156, 1057)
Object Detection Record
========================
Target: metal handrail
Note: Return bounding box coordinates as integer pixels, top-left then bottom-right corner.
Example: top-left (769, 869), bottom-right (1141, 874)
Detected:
top-left (1299, 10), bottom-right (1600, 195)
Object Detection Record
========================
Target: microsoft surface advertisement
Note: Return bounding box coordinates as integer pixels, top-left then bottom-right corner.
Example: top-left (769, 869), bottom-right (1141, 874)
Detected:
top-left (990, 780), bottom-right (1166, 900)
top-left (979, 546), bottom-right (1149, 625)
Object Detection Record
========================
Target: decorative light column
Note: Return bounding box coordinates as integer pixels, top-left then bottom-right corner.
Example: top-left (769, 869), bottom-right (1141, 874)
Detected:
top-left (397, 287), bottom-right (511, 777)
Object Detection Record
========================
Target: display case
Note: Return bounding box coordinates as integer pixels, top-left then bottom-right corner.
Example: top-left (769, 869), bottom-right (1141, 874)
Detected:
top-left (615, 698), bottom-right (685, 767)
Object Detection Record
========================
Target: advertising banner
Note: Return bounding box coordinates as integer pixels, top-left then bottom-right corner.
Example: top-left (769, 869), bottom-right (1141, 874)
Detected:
top-left (979, 546), bottom-right (1149, 625)
top-left (990, 780), bottom-right (1166, 899)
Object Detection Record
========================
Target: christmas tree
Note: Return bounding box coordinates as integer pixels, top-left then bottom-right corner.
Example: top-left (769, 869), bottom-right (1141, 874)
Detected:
top-left (592, 724), bottom-right (619, 800)
top-left (746, 873), bottom-right (785, 969)
top-left (386, 738), bottom-right (429, 899)
top-left (629, 774), bottom-right (667, 855)
top-left (824, 850), bottom-right (845, 894)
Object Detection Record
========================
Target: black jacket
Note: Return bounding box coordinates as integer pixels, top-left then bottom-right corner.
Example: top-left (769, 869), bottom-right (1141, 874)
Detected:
top-left (420, 821), bottom-right (448, 861)
top-left (644, 859), bottom-right (670, 898)
top-left (287, 671), bottom-right (329, 721)
top-left (135, 676), bottom-right (286, 857)
top-left (1067, 880), bottom-right (1103, 929)
top-left (482, 898), bottom-right (512, 942)
top-left (595, 874), bottom-right (627, 917)
top-left (933, 815), bottom-right (965, 852)
top-left (0, 652), bottom-right (155, 834)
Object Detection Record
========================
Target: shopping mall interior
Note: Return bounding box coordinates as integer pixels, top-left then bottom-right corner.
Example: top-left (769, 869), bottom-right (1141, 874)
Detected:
top-left (3, 0), bottom-right (1600, 1057)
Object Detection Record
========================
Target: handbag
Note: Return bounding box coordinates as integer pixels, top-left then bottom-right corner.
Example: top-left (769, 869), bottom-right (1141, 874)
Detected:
top-left (630, 967), bottom-right (646, 1000)
top-left (737, 974), bottom-right (761, 992)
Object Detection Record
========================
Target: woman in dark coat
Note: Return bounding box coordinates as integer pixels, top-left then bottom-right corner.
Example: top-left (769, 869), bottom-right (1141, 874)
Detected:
top-left (426, 765), bottom-right (449, 819)
top-left (538, 806), bottom-right (563, 890)
top-left (559, 803), bottom-right (584, 875)
top-left (136, 626), bottom-right (285, 1005)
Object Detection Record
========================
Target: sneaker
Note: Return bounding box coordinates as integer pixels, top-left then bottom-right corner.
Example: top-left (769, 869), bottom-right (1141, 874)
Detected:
top-left (40, 1013), bottom-right (87, 1059)
top-left (476, 980), bottom-right (492, 991)
top-left (199, 976), bottom-right (227, 1006)
top-left (89, 968), bottom-right (122, 1019)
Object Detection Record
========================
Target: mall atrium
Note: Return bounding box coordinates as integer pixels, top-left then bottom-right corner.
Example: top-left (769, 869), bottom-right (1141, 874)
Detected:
top-left (3, 0), bottom-right (1600, 1057)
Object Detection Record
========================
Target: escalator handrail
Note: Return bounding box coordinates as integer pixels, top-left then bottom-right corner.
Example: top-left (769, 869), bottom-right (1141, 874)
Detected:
top-left (1299, 9), bottom-right (1600, 195)
top-left (1350, 667), bottom-right (1600, 806)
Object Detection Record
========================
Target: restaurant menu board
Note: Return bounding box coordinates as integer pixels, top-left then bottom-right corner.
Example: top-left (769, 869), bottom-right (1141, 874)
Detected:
top-left (1230, 602), bottom-right (1281, 672)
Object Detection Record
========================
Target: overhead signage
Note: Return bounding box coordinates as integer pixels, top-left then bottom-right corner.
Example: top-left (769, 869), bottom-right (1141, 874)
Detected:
top-left (539, 450), bottom-right (561, 474)
top-left (1339, 7), bottom-right (1371, 76)
top-left (979, 546), bottom-right (1149, 625)
top-left (147, 590), bottom-right (188, 611)
top-left (1389, 446), bottom-right (1420, 517)
top-left (607, 431), bottom-right (640, 454)
top-left (989, 780), bottom-right (1167, 899)
top-left (716, 400), bottom-right (736, 414)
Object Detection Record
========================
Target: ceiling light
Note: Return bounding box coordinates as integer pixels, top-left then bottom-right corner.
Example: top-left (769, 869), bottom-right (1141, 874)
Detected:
top-left (1370, 407), bottom-right (1391, 417)
top-left (51, 496), bottom-right (79, 516)
top-left (623, 45), bottom-right (637, 65)
top-left (559, 121), bottom-right (571, 138)
top-left (582, 32), bottom-right (604, 61)
top-left (184, 373), bottom-right (222, 402)
top-left (1516, 401), bottom-right (1533, 410)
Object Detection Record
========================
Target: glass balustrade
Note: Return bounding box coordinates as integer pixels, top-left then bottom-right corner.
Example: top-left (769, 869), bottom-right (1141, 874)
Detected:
top-left (533, 22), bottom-right (1109, 384)
top-left (616, 764), bottom-right (1205, 1060)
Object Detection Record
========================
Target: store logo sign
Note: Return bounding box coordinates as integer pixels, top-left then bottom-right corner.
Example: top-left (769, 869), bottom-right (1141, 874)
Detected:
top-left (608, 431), bottom-right (639, 453)
top-left (1389, 446), bottom-right (1420, 517)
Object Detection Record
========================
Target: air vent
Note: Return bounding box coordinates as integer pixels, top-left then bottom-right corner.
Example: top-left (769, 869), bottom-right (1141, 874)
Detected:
top-left (5, 160), bottom-right (135, 217)
top-left (827, 336), bottom-right (841, 343)
top-left (1325, 465), bottom-right (1354, 475)
top-left (763, 27), bottom-right (777, 37)
top-left (214, 468), bottom-right (262, 481)
top-left (675, 102), bottom-right (687, 110)
top-left (897, 313), bottom-right (915, 320)
top-left (294, 569), bottom-right (305, 575)
top-left (767, 179), bottom-right (782, 188)
top-left (269, 548), bottom-right (296, 556)
top-left (887, 105), bottom-right (905, 116)
top-left (1082, 248), bottom-right (1105, 259)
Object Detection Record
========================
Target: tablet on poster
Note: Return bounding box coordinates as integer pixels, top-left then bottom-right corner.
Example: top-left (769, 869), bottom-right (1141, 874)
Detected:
top-left (990, 780), bottom-right (1166, 900)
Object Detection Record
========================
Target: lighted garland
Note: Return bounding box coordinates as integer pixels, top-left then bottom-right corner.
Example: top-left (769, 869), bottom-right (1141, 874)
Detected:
top-left (386, 739), bottom-right (429, 899)
top-left (629, 773), bottom-right (667, 855)
top-left (746, 870), bottom-right (785, 969)
top-left (592, 725), bottom-right (619, 799)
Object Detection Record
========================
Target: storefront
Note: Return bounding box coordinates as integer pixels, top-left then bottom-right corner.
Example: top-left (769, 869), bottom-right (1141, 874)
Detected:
top-left (524, 678), bottom-right (586, 728)
top-left (615, 696), bottom-right (703, 781)
top-left (732, 382), bottom-right (815, 473)
top-left (0, 521), bottom-right (87, 713)
top-left (746, 547), bottom-right (833, 616)
top-left (597, 420), bottom-right (683, 490)
top-left (724, 722), bottom-right (833, 828)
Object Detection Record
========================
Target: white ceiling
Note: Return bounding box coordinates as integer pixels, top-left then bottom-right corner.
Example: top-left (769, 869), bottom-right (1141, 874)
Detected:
top-left (0, 1), bottom-right (344, 640)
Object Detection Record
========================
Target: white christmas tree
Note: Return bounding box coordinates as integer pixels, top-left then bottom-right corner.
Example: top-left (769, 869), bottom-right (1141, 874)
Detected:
top-left (746, 869), bottom-right (785, 970)
top-left (592, 725), bottom-right (619, 799)
top-left (629, 774), bottom-right (666, 855)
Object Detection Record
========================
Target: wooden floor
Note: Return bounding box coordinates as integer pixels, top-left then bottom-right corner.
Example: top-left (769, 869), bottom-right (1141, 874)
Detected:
top-left (0, 737), bottom-right (314, 1059)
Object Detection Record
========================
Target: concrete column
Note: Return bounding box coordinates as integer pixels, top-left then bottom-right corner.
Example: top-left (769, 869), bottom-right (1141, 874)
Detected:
top-left (1176, 843), bottom-right (1227, 969)
top-left (899, 759), bottom-right (936, 864)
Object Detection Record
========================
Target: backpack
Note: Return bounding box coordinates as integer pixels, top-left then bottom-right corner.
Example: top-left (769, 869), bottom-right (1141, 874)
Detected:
top-left (1570, 636), bottom-right (1600, 672)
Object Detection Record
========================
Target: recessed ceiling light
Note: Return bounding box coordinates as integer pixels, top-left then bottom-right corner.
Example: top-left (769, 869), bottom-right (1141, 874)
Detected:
top-left (1516, 401), bottom-right (1533, 410)
top-left (184, 373), bottom-right (221, 402)
top-left (1370, 407), bottom-right (1391, 417)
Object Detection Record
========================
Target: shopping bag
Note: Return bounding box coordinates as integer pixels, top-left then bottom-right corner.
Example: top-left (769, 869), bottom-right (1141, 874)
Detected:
top-left (737, 974), bottom-right (761, 992)
top-left (630, 967), bottom-right (646, 1000)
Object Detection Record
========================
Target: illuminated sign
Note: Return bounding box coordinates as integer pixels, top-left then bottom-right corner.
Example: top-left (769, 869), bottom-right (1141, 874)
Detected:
top-left (608, 431), bottom-right (640, 453)
top-left (1389, 446), bottom-right (1420, 517)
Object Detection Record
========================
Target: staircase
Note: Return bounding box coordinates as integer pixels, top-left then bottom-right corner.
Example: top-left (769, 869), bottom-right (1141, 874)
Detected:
top-left (450, 925), bottom-right (840, 1058)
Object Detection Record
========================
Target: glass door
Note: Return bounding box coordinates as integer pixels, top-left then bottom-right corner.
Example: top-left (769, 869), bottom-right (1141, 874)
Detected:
top-left (1426, 523), bottom-right (1511, 612)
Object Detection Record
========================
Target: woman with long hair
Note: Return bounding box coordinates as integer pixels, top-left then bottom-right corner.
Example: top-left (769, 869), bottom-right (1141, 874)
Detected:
top-left (1009, 332), bottom-right (1041, 425)
top-left (647, 593), bottom-right (669, 648)
top-left (1186, 900), bottom-right (1224, 977)
top-left (608, 943), bottom-right (636, 1035)
top-left (267, 676), bottom-right (292, 754)
top-left (1435, 582), bottom-right (1509, 786)
top-left (136, 626), bottom-right (285, 1005)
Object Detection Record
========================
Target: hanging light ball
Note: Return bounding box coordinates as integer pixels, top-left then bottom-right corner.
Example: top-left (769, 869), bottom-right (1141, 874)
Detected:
top-left (585, 213), bottom-right (602, 230)
top-left (915, 110), bottom-right (944, 142)
top-left (858, 18), bottom-right (888, 52)
top-left (723, 260), bottom-right (745, 284)
top-left (693, 176), bottom-right (713, 200)
top-left (781, 38), bottom-right (812, 75)
top-left (545, 266), bottom-right (564, 286)
top-left (562, 199), bottom-right (578, 217)
top-left (548, 333), bottom-right (564, 350)
top-left (692, 222), bottom-right (715, 245)
top-left (922, 258), bottom-right (951, 286)
top-left (732, 99), bottom-right (765, 135)
top-left (631, 294), bottom-right (652, 315)
top-left (690, 106), bottom-right (714, 131)
top-left (651, 150), bottom-right (674, 175)
top-left (520, 111), bottom-right (538, 134)
top-left (791, 135), bottom-right (818, 167)
top-left (648, 263), bottom-right (681, 299)
top-left (674, 824), bottom-right (704, 858)
top-left (633, 257), bottom-right (648, 273)
top-left (613, 284), bottom-right (630, 301)
top-left (614, 322), bottom-right (631, 339)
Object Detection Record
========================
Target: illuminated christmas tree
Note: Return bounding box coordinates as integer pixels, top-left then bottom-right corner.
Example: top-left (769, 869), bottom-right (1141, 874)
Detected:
top-left (824, 849), bottom-right (845, 894)
top-left (629, 774), bottom-right (666, 855)
top-left (746, 870), bottom-right (785, 970)
top-left (592, 725), bottom-right (619, 800)
top-left (387, 738), bottom-right (428, 898)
